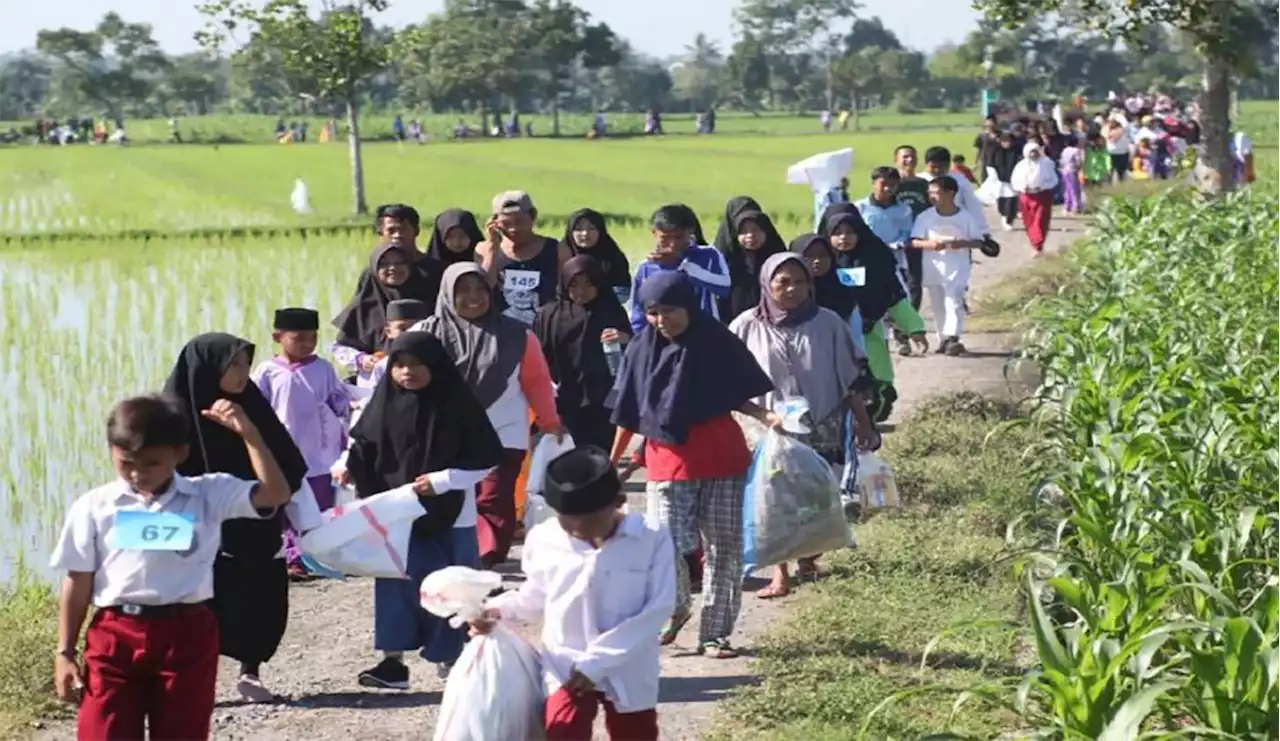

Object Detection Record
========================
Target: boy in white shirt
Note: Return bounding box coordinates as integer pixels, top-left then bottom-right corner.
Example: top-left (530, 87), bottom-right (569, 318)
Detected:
top-left (470, 446), bottom-right (675, 741)
top-left (50, 394), bottom-right (292, 741)
top-left (911, 175), bottom-right (985, 356)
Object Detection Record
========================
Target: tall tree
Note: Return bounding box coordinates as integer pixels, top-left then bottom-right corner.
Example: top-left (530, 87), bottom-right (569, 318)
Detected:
top-left (671, 33), bottom-right (724, 111)
top-left (36, 13), bottom-right (171, 124)
top-left (723, 32), bottom-right (772, 110)
top-left (197, 0), bottom-right (391, 214)
top-left (974, 0), bottom-right (1278, 193)
top-left (526, 0), bottom-right (619, 135)
top-left (0, 55), bottom-right (53, 121)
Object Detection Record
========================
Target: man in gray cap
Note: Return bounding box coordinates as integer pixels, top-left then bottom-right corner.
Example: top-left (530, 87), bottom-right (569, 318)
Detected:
top-left (475, 190), bottom-right (572, 326)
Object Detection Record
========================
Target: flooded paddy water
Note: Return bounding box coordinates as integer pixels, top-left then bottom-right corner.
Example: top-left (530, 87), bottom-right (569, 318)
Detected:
top-left (0, 237), bottom-right (366, 580)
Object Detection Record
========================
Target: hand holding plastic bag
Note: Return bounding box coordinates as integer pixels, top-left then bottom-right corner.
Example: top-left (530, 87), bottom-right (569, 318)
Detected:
top-left (297, 485), bottom-right (423, 579)
top-left (743, 401), bottom-right (852, 572)
top-left (421, 567), bottom-right (545, 741)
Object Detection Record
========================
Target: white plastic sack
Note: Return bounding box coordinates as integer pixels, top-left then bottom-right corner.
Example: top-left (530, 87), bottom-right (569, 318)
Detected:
top-left (297, 484), bottom-right (424, 578)
top-left (743, 403), bottom-right (852, 571)
top-left (284, 479), bottom-right (324, 533)
top-left (977, 168), bottom-right (1016, 205)
top-left (523, 493), bottom-right (556, 532)
top-left (855, 452), bottom-right (901, 513)
top-left (524, 434), bottom-right (576, 498)
top-left (786, 147), bottom-right (854, 190)
top-left (421, 567), bottom-right (544, 741)
top-left (290, 178), bottom-right (312, 214)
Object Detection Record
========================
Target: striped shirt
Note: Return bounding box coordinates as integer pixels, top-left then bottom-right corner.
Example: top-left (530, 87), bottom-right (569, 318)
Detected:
top-left (628, 245), bottom-right (731, 334)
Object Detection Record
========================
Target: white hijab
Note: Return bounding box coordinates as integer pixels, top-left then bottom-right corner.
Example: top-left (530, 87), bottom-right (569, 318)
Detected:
top-left (1011, 143), bottom-right (1059, 193)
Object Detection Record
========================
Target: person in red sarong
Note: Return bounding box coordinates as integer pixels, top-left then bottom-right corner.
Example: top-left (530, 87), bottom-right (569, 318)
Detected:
top-left (1010, 142), bottom-right (1059, 255)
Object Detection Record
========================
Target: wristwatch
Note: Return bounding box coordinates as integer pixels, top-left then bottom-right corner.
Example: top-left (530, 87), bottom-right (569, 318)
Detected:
top-left (56, 648), bottom-right (78, 660)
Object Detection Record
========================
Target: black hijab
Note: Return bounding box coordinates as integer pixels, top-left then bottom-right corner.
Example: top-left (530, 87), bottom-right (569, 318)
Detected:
top-left (790, 233), bottom-right (858, 320)
top-left (347, 333), bottom-right (504, 537)
top-left (426, 208), bottom-right (483, 266)
top-left (561, 208), bottom-right (631, 289)
top-left (817, 203), bottom-right (906, 328)
top-left (533, 255), bottom-right (632, 410)
top-left (163, 333), bottom-right (309, 558)
top-left (991, 140), bottom-right (1021, 182)
top-left (331, 243), bottom-right (442, 354)
top-left (713, 196), bottom-right (788, 322)
top-left (607, 271), bottom-right (773, 445)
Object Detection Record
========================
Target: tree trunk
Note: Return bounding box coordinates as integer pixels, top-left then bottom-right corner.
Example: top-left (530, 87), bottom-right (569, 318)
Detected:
top-left (345, 95), bottom-right (368, 215)
top-left (1195, 56), bottom-right (1234, 195)
top-left (850, 90), bottom-right (860, 132)
top-left (552, 95), bottom-right (561, 137)
top-left (824, 53), bottom-right (835, 112)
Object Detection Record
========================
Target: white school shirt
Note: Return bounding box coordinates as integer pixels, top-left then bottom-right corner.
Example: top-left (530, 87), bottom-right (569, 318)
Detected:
top-left (488, 513), bottom-right (676, 712)
top-left (922, 171), bottom-right (989, 234)
top-left (911, 207), bottom-right (984, 289)
top-left (49, 474), bottom-right (268, 607)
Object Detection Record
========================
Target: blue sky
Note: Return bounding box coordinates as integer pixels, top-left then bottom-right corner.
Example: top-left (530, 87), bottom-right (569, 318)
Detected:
top-left (0, 0), bottom-right (981, 58)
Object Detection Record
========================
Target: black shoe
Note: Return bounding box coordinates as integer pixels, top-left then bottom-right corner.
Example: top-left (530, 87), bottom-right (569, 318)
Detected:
top-left (944, 337), bottom-right (966, 356)
top-left (358, 658), bottom-right (409, 690)
top-left (935, 337), bottom-right (950, 355)
top-left (896, 338), bottom-right (913, 356)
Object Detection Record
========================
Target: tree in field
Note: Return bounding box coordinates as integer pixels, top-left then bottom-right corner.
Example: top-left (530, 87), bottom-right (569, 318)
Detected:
top-left (0, 54), bottom-right (53, 121)
top-left (671, 34), bottom-right (724, 112)
top-left (973, 0), bottom-right (1278, 193)
top-left (36, 13), bottom-right (171, 125)
top-left (526, 0), bottom-right (620, 135)
top-left (734, 0), bottom-right (860, 110)
top-left (723, 32), bottom-right (772, 111)
top-left (397, 0), bottom-right (529, 134)
top-left (196, 0), bottom-right (392, 215)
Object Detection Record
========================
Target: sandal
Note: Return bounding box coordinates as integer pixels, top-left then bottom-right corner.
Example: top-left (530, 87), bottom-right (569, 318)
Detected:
top-left (698, 638), bottom-right (740, 659)
top-left (796, 559), bottom-right (820, 583)
top-left (659, 610), bottom-right (692, 646)
top-left (755, 584), bottom-right (790, 600)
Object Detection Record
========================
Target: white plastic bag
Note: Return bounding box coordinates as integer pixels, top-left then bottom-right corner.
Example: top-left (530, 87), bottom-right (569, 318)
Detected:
top-left (524, 433), bottom-right (576, 498)
top-left (290, 178), bottom-right (312, 214)
top-left (284, 479), bottom-right (324, 533)
top-left (297, 484), bottom-right (424, 578)
top-left (421, 567), bottom-right (544, 741)
top-left (855, 452), bottom-right (901, 513)
top-left (523, 493), bottom-right (556, 532)
top-left (742, 402), bottom-right (852, 571)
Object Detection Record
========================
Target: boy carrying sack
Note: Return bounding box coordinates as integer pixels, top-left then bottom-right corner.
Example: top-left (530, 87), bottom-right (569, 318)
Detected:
top-left (470, 445), bottom-right (675, 740)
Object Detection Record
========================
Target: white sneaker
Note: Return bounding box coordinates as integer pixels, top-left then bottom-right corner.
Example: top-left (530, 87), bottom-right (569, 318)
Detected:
top-left (1002, 221), bottom-right (1014, 231)
top-left (237, 674), bottom-right (275, 703)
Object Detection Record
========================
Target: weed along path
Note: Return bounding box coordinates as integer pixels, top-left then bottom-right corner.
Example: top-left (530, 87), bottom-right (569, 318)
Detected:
top-left (28, 207), bottom-right (1083, 741)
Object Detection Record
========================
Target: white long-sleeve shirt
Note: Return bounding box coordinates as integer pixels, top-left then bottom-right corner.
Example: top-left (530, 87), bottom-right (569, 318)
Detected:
top-left (487, 513), bottom-right (676, 712)
top-left (923, 171), bottom-right (989, 235)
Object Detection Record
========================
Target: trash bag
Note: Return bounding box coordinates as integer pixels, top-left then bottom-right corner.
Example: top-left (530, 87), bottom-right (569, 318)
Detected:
top-left (290, 178), bottom-right (312, 214)
top-left (297, 485), bottom-right (423, 579)
top-left (421, 567), bottom-right (545, 741)
top-left (855, 452), bottom-right (901, 515)
top-left (524, 433), bottom-right (576, 499)
top-left (742, 402), bottom-right (852, 572)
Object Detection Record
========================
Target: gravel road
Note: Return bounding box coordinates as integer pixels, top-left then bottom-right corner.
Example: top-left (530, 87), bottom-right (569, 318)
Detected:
top-left (30, 208), bottom-right (1083, 741)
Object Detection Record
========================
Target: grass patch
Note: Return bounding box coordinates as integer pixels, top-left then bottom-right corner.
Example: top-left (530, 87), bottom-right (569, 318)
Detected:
top-left (713, 392), bottom-right (1038, 741)
top-left (0, 571), bottom-right (63, 740)
top-left (968, 250), bottom-right (1077, 334)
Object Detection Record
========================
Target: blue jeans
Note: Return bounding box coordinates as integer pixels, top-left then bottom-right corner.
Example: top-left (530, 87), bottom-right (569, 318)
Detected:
top-left (373, 526), bottom-right (480, 662)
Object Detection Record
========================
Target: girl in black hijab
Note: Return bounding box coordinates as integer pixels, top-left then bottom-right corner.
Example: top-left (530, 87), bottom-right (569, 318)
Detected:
top-left (426, 208), bottom-right (483, 266)
top-left (331, 243), bottom-right (442, 383)
top-left (533, 255), bottom-right (632, 451)
top-left (713, 196), bottom-right (788, 322)
top-left (818, 203), bottom-right (926, 421)
top-left (346, 332), bottom-right (504, 689)
top-left (163, 333), bottom-right (308, 703)
top-left (561, 208), bottom-right (632, 303)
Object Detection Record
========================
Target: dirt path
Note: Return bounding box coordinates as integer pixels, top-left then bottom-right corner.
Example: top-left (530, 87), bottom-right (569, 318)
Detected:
top-left (31, 208), bottom-right (1085, 741)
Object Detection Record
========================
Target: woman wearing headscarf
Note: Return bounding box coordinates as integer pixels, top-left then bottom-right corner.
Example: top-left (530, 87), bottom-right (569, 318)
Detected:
top-left (412, 262), bottom-right (563, 568)
top-left (331, 243), bottom-right (442, 386)
top-left (163, 333), bottom-right (308, 703)
top-left (712, 196), bottom-right (788, 323)
top-left (607, 271), bottom-right (778, 659)
top-left (1011, 141), bottom-right (1059, 255)
top-left (990, 132), bottom-right (1023, 230)
top-left (561, 208), bottom-right (632, 305)
top-left (425, 208), bottom-right (484, 266)
top-left (730, 253), bottom-right (878, 598)
top-left (346, 332), bottom-right (504, 689)
top-left (532, 255), bottom-right (632, 451)
top-left (817, 203), bottom-right (926, 422)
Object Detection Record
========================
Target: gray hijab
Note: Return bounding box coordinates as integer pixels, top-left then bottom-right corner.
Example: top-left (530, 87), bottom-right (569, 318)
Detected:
top-left (414, 262), bottom-right (527, 408)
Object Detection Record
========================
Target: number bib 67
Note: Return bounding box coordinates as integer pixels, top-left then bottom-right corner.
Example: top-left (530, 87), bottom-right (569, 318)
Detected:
top-left (113, 511), bottom-right (196, 551)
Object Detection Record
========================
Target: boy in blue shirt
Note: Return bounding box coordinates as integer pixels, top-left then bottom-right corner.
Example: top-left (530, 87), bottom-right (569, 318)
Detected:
top-left (628, 204), bottom-right (731, 334)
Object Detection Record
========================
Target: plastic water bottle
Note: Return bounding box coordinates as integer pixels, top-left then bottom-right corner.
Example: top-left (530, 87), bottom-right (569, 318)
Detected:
top-left (603, 338), bottom-right (623, 376)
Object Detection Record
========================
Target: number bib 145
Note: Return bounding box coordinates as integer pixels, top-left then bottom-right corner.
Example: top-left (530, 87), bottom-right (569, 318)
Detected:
top-left (113, 511), bottom-right (196, 552)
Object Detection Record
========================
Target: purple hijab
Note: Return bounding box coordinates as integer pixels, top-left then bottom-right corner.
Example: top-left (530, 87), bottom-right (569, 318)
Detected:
top-left (756, 252), bottom-right (820, 327)
top-left (606, 271), bottom-right (773, 445)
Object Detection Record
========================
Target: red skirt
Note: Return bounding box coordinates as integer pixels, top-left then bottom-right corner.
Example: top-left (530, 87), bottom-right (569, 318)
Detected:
top-left (1019, 190), bottom-right (1054, 251)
